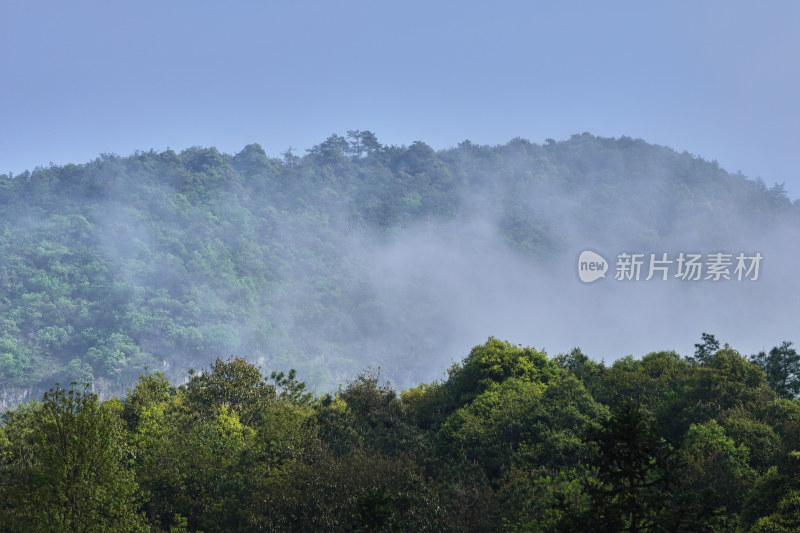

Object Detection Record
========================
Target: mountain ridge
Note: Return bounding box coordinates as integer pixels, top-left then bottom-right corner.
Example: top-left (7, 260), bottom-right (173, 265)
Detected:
top-left (0, 132), bottom-right (797, 406)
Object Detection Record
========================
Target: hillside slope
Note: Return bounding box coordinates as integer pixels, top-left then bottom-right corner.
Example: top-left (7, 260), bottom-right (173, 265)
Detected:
top-left (0, 132), bottom-right (797, 402)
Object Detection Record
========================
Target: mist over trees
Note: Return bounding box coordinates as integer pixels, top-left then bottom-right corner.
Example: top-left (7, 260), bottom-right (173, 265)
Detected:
top-left (0, 131), bottom-right (798, 403)
top-left (1, 132), bottom-right (800, 530)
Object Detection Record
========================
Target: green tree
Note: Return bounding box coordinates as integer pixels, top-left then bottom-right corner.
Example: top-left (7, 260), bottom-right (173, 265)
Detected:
top-left (438, 375), bottom-right (605, 483)
top-left (404, 338), bottom-right (555, 431)
top-left (750, 490), bottom-right (800, 532)
top-left (667, 345), bottom-right (775, 437)
top-left (346, 130), bottom-right (382, 159)
top-left (129, 393), bottom-right (256, 532)
top-left (553, 347), bottom-right (604, 390)
top-left (250, 450), bottom-right (443, 532)
top-left (751, 341), bottom-right (800, 399)
top-left (720, 411), bottom-right (781, 474)
top-left (447, 338), bottom-right (555, 410)
top-left (741, 451), bottom-right (800, 531)
top-left (0, 385), bottom-right (146, 532)
top-left (562, 402), bottom-right (716, 532)
top-left (692, 332), bottom-right (720, 365)
top-left (184, 356), bottom-right (274, 424)
top-left (682, 420), bottom-right (755, 518)
top-left (596, 350), bottom-right (689, 412)
top-left (269, 368), bottom-right (313, 405)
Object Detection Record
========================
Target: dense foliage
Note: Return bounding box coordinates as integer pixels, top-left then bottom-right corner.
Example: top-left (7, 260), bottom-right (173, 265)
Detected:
top-left (2, 336), bottom-right (799, 531)
top-left (1, 132), bottom-right (797, 401)
top-left (1, 131), bottom-right (798, 528)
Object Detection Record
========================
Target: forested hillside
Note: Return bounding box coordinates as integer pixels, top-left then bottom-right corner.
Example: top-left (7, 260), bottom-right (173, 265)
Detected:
top-left (2, 133), bottom-right (800, 529)
top-left (0, 132), bottom-right (797, 404)
top-left (2, 337), bottom-right (800, 531)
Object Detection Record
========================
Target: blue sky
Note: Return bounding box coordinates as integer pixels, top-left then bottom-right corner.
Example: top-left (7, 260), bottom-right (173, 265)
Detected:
top-left (2, 1), bottom-right (799, 198)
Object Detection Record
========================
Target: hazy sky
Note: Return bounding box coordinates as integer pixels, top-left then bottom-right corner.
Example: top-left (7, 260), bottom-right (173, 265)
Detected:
top-left (2, 1), bottom-right (799, 197)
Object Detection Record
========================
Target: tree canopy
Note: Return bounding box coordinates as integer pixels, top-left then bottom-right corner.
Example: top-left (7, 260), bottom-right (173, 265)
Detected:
top-left (1, 336), bottom-right (797, 531)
